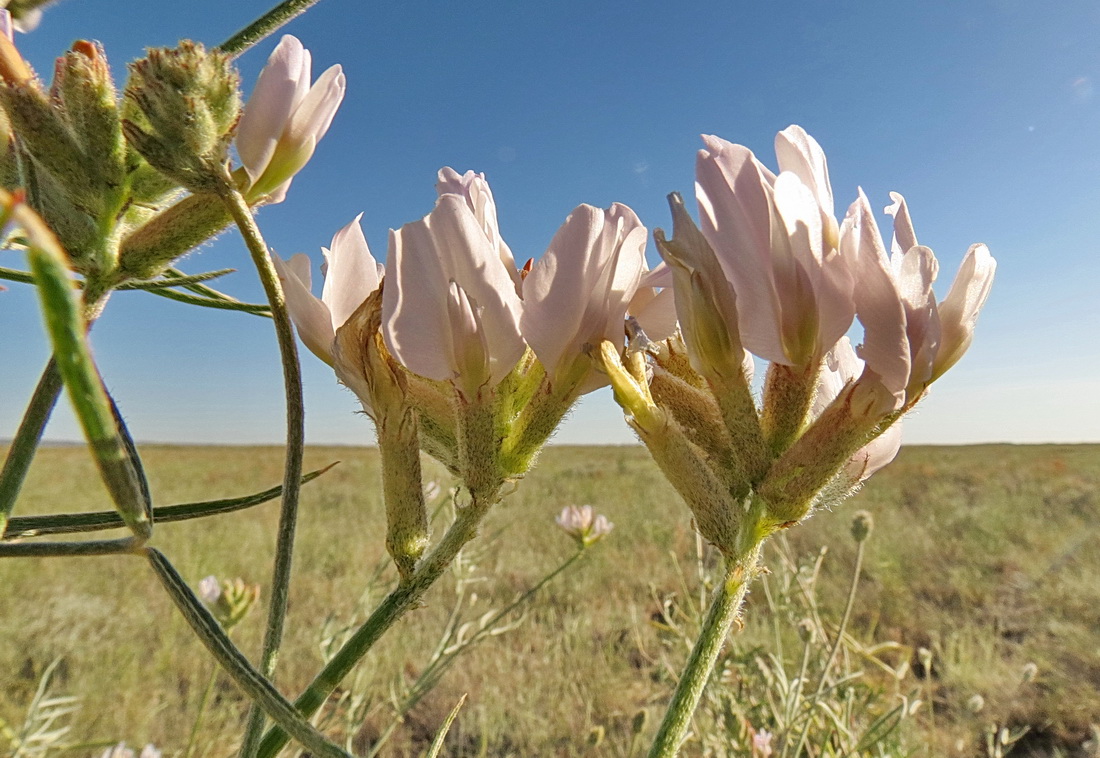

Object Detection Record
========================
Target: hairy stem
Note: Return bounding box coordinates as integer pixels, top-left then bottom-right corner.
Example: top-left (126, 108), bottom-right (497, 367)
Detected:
top-left (648, 549), bottom-right (758, 758)
top-left (218, 186), bottom-right (305, 758)
top-left (218, 0), bottom-right (328, 56)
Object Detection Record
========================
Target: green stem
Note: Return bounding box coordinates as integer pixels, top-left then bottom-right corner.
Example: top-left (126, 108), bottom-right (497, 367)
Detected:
top-left (218, 0), bottom-right (328, 56)
top-left (144, 549), bottom-right (352, 758)
top-left (648, 551), bottom-right (758, 758)
top-left (791, 538), bottom-right (865, 755)
top-left (0, 359), bottom-right (62, 532)
top-left (0, 537), bottom-right (140, 558)
top-left (184, 664), bottom-right (220, 758)
top-left (218, 186), bottom-right (305, 758)
top-left (3, 464), bottom-right (334, 539)
top-left (255, 492), bottom-right (498, 758)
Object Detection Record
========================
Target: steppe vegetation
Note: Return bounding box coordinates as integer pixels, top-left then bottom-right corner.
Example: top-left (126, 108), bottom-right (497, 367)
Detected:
top-left (1, 443), bottom-right (1097, 756)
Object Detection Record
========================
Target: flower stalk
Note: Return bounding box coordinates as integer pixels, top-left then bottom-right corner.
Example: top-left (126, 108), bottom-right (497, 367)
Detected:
top-left (215, 182), bottom-right (305, 758)
top-left (648, 546), bottom-right (760, 757)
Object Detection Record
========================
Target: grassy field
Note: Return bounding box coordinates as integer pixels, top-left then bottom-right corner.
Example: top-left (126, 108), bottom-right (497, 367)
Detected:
top-left (0, 443), bottom-right (1097, 756)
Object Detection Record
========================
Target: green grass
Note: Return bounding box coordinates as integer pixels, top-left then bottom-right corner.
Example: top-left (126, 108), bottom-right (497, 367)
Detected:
top-left (1, 443), bottom-right (1097, 756)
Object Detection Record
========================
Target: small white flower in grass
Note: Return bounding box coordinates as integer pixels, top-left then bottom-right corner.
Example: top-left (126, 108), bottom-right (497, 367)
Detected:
top-left (197, 575), bottom-right (221, 604)
top-left (750, 728), bottom-right (773, 757)
top-left (555, 505), bottom-right (614, 547)
top-left (236, 35), bottom-right (345, 204)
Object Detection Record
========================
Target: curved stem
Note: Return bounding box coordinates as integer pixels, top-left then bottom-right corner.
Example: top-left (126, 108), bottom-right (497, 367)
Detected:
top-left (217, 186), bottom-right (305, 758)
top-left (0, 359), bottom-right (62, 531)
top-left (648, 550), bottom-right (758, 758)
top-left (255, 491), bottom-right (498, 758)
top-left (145, 548), bottom-right (351, 758)
top-left (218, 0), bottom-right (327, 56)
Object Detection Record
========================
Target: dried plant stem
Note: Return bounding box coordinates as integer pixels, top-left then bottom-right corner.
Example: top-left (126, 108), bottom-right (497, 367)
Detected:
top-left (648, 548), bottom-right (759, 758)
top-left (255, 491), bottom-right (499, 758)
top-left (217, 186), bottom-right (305, 758)
top-left (791, 536), bottom-right (866, 755)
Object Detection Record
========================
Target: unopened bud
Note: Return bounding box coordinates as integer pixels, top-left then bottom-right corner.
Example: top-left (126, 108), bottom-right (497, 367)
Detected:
top-left (52, 41), bottom-right (126, 198)
top-left (966, 693), bottom-right (985, 713)
top-left (851, 510), bottom-right (874, 543)
top-left (123, 41), bottom-right (240, 193)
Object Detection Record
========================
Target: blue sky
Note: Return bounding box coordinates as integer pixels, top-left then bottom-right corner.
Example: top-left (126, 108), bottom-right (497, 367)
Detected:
top-left (2, 0), bottom-right (1098, 445)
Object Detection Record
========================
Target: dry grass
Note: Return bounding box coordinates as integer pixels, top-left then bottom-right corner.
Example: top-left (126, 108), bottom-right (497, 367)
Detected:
top-left (0, 443), bottom-right (1097, 756)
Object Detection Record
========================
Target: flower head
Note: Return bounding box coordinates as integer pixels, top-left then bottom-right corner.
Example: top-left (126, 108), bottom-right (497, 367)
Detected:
top-left (521, 202), bottom-right (648, 392)
top-left (236, 35), bottom-right (345, 203)
top-left (695, 126), bottom-right (855, 366)
top-left (843, 190), bottom-right (996, 409)
top-left (555, 505), bottom-right (614, 547)
top-left (382, 178), bottom-right (524, 398)
top-left (274, 214), bottom-right (382, 367)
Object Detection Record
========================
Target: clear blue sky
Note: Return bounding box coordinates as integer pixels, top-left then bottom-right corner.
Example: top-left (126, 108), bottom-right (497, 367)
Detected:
top-left (2, 0), bottom-right (1098, 445)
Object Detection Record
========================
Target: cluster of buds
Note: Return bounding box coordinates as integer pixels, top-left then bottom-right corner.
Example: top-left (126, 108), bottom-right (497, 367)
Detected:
top-left (0, 22), bottom-right (343, 286)
top-left (594, 126), bottom-right (995, 559)
top-left (277, 168), bottom-right (672, 576)
top-left (197, 575), bottom-right (261, 630)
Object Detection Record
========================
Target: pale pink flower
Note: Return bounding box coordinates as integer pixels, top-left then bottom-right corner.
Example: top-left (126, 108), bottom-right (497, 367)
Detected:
top-left (436, 167), bottom-right (522, 292)
top-left (695, 126), bottom-right (855, 366)
top-left (273, 214), bottom-right (383, 366)
top-left (627, 262), bottom-right (679, 343)
top-left (814, 338), bottom-right (903, 482)
top-left (843, 190), bottom-right (995, 406)
top-left (555, 505), bottom-right (614, 546)
top-left (382, 190), bottom-right (524, 397)
top-left (197, 575), bottom-right (222, 605)
top-left (521, 202), bottom-right (648, 390)
top-left (750, 728), bottom-right (774, 757)
top-left (236, 35), bottom-right (345, 203)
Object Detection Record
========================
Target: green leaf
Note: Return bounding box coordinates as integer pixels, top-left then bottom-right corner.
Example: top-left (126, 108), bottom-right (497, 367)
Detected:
top-left (3, 463), bottom-right (336, 539)
top-left (18, 195), bottom-right (152, 541)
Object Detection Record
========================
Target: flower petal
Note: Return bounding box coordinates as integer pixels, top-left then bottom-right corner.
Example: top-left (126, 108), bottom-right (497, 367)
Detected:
top-left (933, 243), bottom-right (996, 379)
top-left (436, 167), bottom-right (521, 291)
top-left (841, 191), bottom-right (909, 406)
top-left (696, 135), bottom-right (787, 363)
top-left (521, 203), bottom-right (646, 383)
top-left (774, 125), bottom-right (834, 219)
top-left (320, 213), bottom-right (381, 331)
top-left (272, 252), bottom-right (336, 365)
top-left (383, 194), bottom-right (524, 386)
top-left (236, 35), bottom-right (307, 181)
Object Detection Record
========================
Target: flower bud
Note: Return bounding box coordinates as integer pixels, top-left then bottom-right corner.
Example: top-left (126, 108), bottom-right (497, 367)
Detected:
top-left (52, 41), bottom-right (126, 198)
top-left (123, 41), bottom-right (240, 193)
top-left (850, 510), bottom-right (873, 543)
top-left (199, 575), bottom-right (260, 630)
top-left (796, 617), bottom-right (815, 642)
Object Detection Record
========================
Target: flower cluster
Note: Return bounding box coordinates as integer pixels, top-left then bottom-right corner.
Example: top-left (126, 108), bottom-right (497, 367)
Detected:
top-left (555, 505), bottom-right (614, 547)
top-left (594, 126), bottom-right (995, 555)
top-left (278, 126), bottom-right (992, 569)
